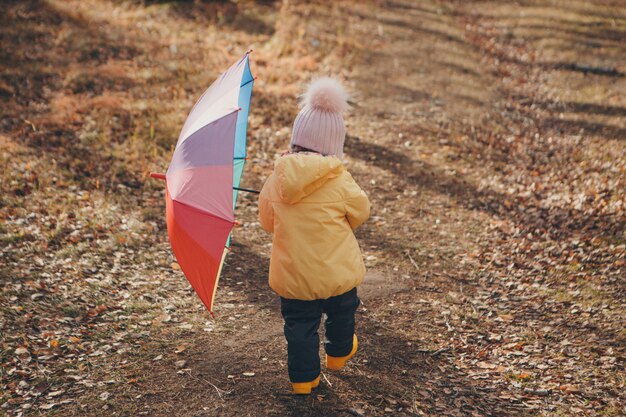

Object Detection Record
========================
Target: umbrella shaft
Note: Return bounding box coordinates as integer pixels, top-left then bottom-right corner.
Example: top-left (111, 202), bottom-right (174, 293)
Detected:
top-left (233, 186), bottom-right (260, 194)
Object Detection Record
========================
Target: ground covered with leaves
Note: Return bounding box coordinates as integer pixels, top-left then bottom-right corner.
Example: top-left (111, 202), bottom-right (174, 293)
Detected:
top-left (1, 0), bottom-right (624, 416)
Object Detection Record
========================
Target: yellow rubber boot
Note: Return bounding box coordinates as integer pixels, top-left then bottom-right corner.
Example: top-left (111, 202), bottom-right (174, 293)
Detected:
top-left (326, 335), bottom-right (358, 371)
top-left (291, 375), bottom-right (320, 395)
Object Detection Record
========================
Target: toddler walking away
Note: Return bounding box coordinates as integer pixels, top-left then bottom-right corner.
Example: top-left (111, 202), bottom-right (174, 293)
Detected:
top-left (258, 78), bottom-right (371, 394)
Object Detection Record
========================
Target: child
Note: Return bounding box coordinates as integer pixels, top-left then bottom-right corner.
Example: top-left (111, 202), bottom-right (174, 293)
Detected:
top-left (258, 78), bottom-right (371, 394)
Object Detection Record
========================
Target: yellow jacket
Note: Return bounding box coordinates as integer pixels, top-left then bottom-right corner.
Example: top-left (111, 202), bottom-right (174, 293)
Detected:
top-left (259, 153), bottom-right (370, 300)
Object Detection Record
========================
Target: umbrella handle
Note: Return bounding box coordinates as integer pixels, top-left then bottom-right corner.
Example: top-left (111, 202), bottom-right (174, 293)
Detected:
top-left (150, 172), bottom-right (166, 180)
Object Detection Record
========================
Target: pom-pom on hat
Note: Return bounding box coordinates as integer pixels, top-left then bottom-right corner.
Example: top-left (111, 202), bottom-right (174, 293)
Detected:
top-left (290, 77), bottom-right (349, 157)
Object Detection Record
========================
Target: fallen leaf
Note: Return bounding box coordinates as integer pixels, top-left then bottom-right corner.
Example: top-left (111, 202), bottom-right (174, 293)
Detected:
top-left (476, 361), bottom-right (497, 369)
top-left (87, 305), bottom-right (108, 317)
top-left (559, 385), bottom-right (581, 394)
top-left (15, 347), bottom-right (29, 355)
top-left (512, 372), bottom-right (532, 381)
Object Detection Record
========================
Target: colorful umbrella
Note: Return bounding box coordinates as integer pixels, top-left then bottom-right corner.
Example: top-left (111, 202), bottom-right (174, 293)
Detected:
top-left (151, 51), bottom-right (256, 316)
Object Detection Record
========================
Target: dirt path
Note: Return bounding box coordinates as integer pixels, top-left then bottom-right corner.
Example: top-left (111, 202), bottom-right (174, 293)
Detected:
top-left (2, 1), bottom-right (624, 416)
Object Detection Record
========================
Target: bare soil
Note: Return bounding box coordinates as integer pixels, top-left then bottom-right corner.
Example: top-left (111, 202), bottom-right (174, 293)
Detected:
top-left (1, 1), bottom-right (624, 416)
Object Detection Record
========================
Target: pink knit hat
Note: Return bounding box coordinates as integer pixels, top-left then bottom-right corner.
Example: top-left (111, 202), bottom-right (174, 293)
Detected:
top-left (290, 77), bottom-right (349, 157)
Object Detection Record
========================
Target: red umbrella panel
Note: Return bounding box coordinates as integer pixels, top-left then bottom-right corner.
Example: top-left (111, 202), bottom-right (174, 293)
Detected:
top-left (153, 52), bottom-right (254, 315)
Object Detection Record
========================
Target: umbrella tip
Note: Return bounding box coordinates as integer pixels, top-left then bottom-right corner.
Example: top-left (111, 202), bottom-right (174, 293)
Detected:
top-left (247, 48), bottom-right (254, 54)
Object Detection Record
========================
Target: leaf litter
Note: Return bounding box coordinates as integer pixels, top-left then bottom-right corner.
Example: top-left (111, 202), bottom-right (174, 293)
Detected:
top-left (1, 0), bottom-right (624, 416)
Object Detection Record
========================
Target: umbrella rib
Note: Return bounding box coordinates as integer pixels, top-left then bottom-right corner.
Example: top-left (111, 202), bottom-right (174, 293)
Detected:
top-left (179, 107), bottom-right (241, 147)
top-left (173, 198), bottom-right (235, 225)
top-left (240, 78), bottom-right (254, 88)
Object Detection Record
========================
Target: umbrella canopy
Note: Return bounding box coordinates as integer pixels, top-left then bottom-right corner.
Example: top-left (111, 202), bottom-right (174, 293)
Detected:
top-left (161, 52), bottom-right (254, 315)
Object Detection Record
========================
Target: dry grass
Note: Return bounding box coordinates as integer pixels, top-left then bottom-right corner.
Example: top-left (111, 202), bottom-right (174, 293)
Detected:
top-left (1, 0), bottom-right (625, 416)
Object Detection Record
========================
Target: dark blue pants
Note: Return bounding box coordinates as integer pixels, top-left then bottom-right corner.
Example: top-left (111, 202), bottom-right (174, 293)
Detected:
top-left (280, 288), bottom-right (360, 383)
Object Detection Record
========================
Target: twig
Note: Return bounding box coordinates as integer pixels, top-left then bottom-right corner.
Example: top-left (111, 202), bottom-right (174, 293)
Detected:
top-left (430, 347), bottom-right (451, 357)
top-left (405, 251), bottom-right (419, 272)
top-left (23, 119), bottom-right (37, 131)
top-left (189, 373), bottom-right (231, 400)
top-left (412, 397), bottom-right (420, 416)
top-left (557, 63), bottom-right (624, 77)
top-left (202, 377), bottom-right (231, 400)
top-left (321, 372), bottom-right (332, 388)
top-left (413, 286), bottom-right (442, 293)
top-left (417, 347), bottom-right (451, 356)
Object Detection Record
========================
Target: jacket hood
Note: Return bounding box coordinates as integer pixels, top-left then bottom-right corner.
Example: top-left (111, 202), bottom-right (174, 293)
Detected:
top-left (274, 153), bottom-right (344, 204)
